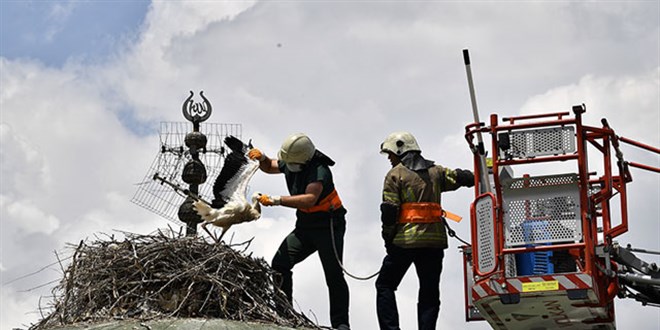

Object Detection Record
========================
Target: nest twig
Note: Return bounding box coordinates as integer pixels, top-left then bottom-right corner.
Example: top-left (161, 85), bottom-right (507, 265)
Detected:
top-left (30, 230), bottom-right (316, 329)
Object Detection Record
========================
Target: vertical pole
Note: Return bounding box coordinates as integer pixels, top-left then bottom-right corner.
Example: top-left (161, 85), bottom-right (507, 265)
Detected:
top-left (573, 104), bottom-right (593, 274)
top-left (179, 91), bottom-right (213, 236)
top-left (463, 49), bottom-right (492, 193)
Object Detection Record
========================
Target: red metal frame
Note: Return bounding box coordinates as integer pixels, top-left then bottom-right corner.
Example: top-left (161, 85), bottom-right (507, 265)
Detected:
top-left (462, 104), bottom-right (660, 328)
top-left (484, 108), bottom-right (599, 277)
top-left (462, 245), bottom-right (471, 322)
top-left (470, 192), bottom-right (499, 277)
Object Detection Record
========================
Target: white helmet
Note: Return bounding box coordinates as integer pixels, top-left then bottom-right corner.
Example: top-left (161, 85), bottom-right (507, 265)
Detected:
top-left (380, 131), bottom-right (420, 156)
top-left (278, 133), bottom-right (316, 164)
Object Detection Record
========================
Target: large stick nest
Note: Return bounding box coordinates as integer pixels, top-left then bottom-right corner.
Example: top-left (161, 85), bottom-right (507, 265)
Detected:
top-left (30, 230), bottom-right (317, 329)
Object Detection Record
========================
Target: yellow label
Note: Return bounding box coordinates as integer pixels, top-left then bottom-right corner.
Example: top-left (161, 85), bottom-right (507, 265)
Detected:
top-left (522, 280), bottom-right (559, 293)
top-left (486, 157), bottom-right (493, 168)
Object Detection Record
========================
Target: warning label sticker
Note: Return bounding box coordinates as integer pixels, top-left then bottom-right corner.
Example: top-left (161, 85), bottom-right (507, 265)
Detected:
top-left (522, 280), bottom-right (559, 292)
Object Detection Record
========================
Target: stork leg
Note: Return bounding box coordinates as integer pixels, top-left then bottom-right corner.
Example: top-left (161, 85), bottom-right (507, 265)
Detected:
top-left (217, 224), bottom-right (232, 243)
top-left (201, 222), bottom-right (220, 244)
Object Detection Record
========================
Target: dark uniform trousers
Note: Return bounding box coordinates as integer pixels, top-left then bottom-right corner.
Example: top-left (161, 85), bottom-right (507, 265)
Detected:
top-left (272, 223), bottom-right (350, 328)
top-left (376, 245), bottom-right (445, 330)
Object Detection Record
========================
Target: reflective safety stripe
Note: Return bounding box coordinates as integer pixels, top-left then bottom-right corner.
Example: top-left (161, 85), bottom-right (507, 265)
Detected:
top-left (399, 203), bottom-right (442, 223)
top-left (383, 191), bottom-right (400, 204)
top-left (399, 203), bottom-right (463, 223)
top-left (300, 189), bottom-right (342, 213)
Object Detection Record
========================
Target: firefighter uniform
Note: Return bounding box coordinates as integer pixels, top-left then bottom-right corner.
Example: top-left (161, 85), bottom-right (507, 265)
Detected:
top-left (376, 131), bottom-right (473, 330)
top-left (252, 133), bottom-right (350, 330)
top-left (271, 156), bottom-right (350, 328)
top-left (249, 133), bottom-right (350, 330)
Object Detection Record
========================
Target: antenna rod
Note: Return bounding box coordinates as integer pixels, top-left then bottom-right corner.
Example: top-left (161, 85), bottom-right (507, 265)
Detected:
top-left (152, 173), bottom-right (211, 205)
top-left (463, 49), bottom-right (492, 193)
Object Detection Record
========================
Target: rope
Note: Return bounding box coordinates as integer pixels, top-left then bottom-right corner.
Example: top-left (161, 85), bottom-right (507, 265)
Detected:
top-left (445, 219), bottom-right (471, 246)
top-left (327, 216), bottom-right (470, 281)
top-left (329, 217), bottom-right (380, 281)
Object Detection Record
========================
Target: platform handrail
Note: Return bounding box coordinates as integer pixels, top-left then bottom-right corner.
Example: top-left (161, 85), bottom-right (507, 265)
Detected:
top-left (502, 111), bottom-right (571, 124)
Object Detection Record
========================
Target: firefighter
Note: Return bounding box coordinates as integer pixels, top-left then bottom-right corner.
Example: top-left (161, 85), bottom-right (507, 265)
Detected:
top-left (375, 131), bottom-right (474, 330)
top-left (249, 133), bottom-right (350, 330)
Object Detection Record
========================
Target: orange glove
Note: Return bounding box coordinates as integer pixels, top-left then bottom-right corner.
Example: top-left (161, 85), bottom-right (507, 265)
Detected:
top-left (258, 193), bottom-right (281, 206)
top-left (248, 148), bottom-right (266, 161)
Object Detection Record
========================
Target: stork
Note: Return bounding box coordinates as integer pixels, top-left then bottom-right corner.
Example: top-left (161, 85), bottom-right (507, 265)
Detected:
top-left (193, 135), bottom-right (261, 243)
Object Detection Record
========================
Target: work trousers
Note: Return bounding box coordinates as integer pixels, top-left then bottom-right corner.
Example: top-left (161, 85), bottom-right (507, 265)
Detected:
top-left (375, 245), bottom-right (445, 330)
top-left (272, 224), bottom-right (350, 328)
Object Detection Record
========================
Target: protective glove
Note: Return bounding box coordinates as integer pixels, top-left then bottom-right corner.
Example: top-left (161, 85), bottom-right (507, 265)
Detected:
top-left (258, 193), bottom-right (281, 206)
top-left (455, 168), bottom-right (475, 188)
top-left (193, 200), bottom-right (221, 222)
top-left (248, 148), bottom-right (267, 161)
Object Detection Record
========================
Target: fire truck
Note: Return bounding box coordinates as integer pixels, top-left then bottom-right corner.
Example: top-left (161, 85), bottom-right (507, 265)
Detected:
top-left (461, 104), bottom-right (659, 329)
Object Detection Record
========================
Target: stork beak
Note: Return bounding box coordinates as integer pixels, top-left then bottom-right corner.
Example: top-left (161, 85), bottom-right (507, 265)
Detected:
top-left (251, 192), bottom-right (263, 205)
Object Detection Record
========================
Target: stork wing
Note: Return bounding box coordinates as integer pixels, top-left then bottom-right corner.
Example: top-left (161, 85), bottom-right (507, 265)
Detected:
top-left (211, 136), bottom-right (258, 208)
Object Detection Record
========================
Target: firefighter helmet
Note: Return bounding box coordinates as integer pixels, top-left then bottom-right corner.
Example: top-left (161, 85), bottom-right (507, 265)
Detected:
top-left (278, 133), bottom-right (316, 165)
top-left (380, 131), bottom-right (421, 156)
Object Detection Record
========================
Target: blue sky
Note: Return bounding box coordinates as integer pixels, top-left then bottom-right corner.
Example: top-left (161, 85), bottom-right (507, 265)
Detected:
top-left (1, 0), bottom-right (157, 136)
top-left (1, 0), bottom-right (149, 66)
top-left (1, 1), bottom-right (658, 330)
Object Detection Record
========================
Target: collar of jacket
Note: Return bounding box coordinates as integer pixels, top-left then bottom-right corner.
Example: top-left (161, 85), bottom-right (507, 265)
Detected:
top-left (400, 151), bottom-right (435, 171)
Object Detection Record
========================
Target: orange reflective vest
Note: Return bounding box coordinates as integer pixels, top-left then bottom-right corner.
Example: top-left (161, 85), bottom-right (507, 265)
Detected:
top-left (300, 189), bottom-right (342, 213)
top-left (399, 202), bottom-right (462, 223)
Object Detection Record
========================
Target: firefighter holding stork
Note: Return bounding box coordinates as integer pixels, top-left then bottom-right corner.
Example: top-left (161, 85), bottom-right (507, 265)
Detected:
top-left (249, 133), bottom-right (351, 330)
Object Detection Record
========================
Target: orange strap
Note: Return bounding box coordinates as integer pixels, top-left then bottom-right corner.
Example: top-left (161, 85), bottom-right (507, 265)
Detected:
top-left (300, 189), bottom-right (342, 213)
top-left (443, 209), bottom-right (463, 223)
top-left (399, 203), bottom-right (463, 223)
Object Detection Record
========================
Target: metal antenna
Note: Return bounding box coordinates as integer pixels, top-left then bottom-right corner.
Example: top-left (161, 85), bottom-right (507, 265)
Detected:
top-left (463, 49), bottom-right (492, 193)
top-left (131, 91), bottom-right (242, 235)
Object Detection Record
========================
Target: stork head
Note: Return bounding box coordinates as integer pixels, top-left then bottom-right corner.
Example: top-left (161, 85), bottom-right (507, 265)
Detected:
top-left (250, 192), bottom-right (262, 213)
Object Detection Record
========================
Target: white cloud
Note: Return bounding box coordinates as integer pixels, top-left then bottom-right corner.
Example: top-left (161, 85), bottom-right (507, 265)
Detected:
top-left (4, 199), bottom-right (60, 235)
top-left (44, 1), bottom-right (78, 43)
top-left (0, 122), bottom-right (52, 197)
top-left (0, 288), bottom-right (43, 330)
top-left (521, 68), bottom-right (660, 141)
top-left (141, 1), bottom-right (257, 50)
top-left (48, 1), bottom-right (77, 21)
top-left (1, 1), bottom-right (658, 329)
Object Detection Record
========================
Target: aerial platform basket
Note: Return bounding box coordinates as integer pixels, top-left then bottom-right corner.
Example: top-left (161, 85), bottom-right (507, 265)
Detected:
top-left (460, 105), bottom-right (660, 329)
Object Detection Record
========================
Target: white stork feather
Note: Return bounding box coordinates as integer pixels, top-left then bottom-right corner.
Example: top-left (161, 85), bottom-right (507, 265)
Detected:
top-left (193, 136), bottom-right (261, 242)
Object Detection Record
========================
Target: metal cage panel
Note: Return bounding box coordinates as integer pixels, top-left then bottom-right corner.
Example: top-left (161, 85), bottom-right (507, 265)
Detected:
top-left (131, 122), bottom-right (242, 224)
top-left (475, 194), bottom-right (497, 274)
top-left (504, 254), bottom-right (517, 278)
top-left (502, 174), bottom-right (583, 247)
top-left (507, 126), bottom-right (575, 159)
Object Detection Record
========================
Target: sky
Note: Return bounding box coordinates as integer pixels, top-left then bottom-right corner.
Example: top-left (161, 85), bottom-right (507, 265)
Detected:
top-left (1, 1), bottom-right (659, 329)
